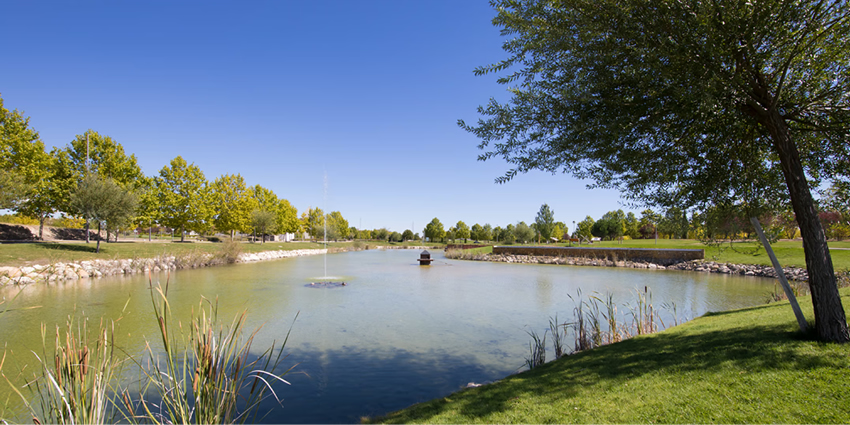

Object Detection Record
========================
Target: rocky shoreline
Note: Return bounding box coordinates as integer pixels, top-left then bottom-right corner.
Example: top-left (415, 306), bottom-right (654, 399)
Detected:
top-left (0, 244), bottom-right (444, 285)
top-left (0, 248), bottom-right (328, 285)
top-left (449, 252), bottom-right (809, 282)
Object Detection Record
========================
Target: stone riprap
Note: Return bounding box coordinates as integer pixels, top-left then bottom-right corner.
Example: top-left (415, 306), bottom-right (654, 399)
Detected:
top-left (450, 252), bottom-right (809, 282)
top-left (0, 248), bottom-right (326, 285)
top-left (491, 246), bottom-right (704, 265)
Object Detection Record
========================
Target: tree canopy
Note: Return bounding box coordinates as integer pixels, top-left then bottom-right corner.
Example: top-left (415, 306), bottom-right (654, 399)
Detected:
top-left (463, 0), bottom-right (850, 342)
top-left (153, 156), bottom-right (212, 241)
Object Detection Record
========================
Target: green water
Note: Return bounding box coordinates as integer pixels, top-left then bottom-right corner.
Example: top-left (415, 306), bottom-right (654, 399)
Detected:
top-left (0, 249), bottom-right (775, 423)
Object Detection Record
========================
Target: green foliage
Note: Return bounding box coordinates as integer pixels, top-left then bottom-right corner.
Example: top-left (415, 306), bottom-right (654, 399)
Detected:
top-left (514, 221), bottom-right (533, 244)
top-left (624, 212), bottom-right (640, 239)
top-left (0, 95), bottom-right (46, 211)
top-left (481, 223), bottom-right (493, 242)
top-left (250, 209), bottom-right (277, 243)
top-left (534, 204), bottom-right (555, 242)
top-left (69, 174), bottom-right (138, 251)
top-left (0, 170), bottom-right (29, 210)
top-left (276, 199), bottom-right (299, 235)
top-left (401, 229), bottom-right (415, 241)
top-left (325, 211), bottom-right (349, 241)
top-left (575, 216), bottom-right (595, 241)
top-left (211, 174), bottom-right (255, 237)
top-left (153, 156), bottom-right (213, 241)
top-left (305, 207), bottom-right (324, 240)
top-left (59, 130), bottom-right (145, 190)
top-left (455, 221), bottom-right (470, 243)
top-left (659, 207), bottom-right (690, 239)
top-left (424, 218), bottom-right (445, 243)
top-left (373, 227), bottom-right (389, 241)
top-left (250, 184), bottom-right (278, 213)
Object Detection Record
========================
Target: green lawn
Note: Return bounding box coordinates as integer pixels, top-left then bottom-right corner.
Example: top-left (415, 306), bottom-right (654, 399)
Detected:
top-left (0, 240), bottom-right (442, 267)
top-left (370, 287), bottom-right (850, 424)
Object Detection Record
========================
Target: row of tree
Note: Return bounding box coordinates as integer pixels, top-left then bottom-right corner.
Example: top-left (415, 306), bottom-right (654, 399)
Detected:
top-left (0, 96), bottom-right (358, 247)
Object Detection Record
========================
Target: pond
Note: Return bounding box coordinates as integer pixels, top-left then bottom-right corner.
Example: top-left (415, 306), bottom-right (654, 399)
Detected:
top-left (0, 249), bottom-right (775, 423)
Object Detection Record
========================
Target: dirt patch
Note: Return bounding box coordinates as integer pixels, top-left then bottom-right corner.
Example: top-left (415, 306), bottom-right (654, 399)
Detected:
top-left (0, 223), bottom-right (100, 241)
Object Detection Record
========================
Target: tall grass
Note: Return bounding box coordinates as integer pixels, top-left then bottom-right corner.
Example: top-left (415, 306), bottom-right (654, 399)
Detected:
top-left (528, 286), bottom-right (678, 370)
top-left (132, 281), bottom-right (296, 424)
top-left (2, 314), bottom-right (122, 424)
top-left (524, 330), bottom-right (546, 370)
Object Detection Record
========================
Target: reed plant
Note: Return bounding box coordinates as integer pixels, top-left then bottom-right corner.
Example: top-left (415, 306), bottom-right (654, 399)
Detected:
top-left (524, 330), bottom-right (546, 370)
top-left (628, 286), bottom-right (656, 335)
top-left (130, 280), bottom-right (296, 424)
top-left (3, 314), bottom-right (122, 424)
top-left (548, 316), bottom-right (566, 359)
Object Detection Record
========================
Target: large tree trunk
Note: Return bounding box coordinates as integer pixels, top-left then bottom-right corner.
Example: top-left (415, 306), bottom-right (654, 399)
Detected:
top-left (181, 225), bottom-right (185, 242)
top-left (764, 109), bottom-right (849, 343)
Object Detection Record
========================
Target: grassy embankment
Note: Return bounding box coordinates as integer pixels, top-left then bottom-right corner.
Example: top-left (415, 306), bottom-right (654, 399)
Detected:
top-left (0, 239), bottom-right (441, 268)
top-left (460, 239), bottom-right (850, 270)
top-left (371, 287), bottom-right (850, 424)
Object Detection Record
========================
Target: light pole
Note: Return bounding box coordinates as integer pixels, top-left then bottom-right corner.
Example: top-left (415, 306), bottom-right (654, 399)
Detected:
top-left (573, 220), bottom-right (577, 245)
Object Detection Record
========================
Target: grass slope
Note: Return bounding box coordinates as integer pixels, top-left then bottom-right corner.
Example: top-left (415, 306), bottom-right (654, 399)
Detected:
top-left (372, 288), bottom-right (850, 424)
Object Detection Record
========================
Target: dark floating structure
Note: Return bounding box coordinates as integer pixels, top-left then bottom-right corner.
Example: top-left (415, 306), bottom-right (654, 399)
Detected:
top-left (418, 250), bottom-right (434, 266)
top-left (307, 281), bottom-right (347, 288)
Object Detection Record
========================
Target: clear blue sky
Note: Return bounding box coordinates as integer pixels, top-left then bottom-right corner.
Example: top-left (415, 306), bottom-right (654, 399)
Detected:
top-left (1, 0), bottom-right (634, 234)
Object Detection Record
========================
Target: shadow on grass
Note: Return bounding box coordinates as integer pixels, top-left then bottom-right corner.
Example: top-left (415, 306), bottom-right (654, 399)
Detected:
top-left (375, 317), bottom-right (845, 423)
top-left (37, 243), bottom-right (100, 253)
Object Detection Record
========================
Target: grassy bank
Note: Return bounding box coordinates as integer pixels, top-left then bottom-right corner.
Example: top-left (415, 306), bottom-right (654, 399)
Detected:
top-left (371, 287), bottom-right (850, 424)
top-left (467, 239), bottom-right (850, 270)
top-left (0, 240), bottom-right (442, 268)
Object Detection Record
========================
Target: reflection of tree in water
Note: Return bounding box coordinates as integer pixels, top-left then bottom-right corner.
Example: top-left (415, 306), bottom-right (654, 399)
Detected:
top-left (261, 345), bottom-right (513, 424)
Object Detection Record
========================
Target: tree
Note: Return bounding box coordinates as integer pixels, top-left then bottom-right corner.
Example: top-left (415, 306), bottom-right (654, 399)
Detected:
top-left (276, 199), bottom-right (300, 236)
top-left (402, 229), bottom-right (415, 241)
top-left (373, 227), bottom-right (389, 241)
top-left (576, 216), bottom-right (595, 242)
top-left (470, 223), bottom-right (482, 242)
top-left (1, 97), bottom-right (69, 238)
top-left (69, 174), bottom-right (138, 252)
top-left (0, 96), bottom-right (40, 210)
top-left (625, 213), bottom-right (640, 239)
top-left (326, 211), bottom-right (349, 241)
top-left (535, 203), bottom-right (555, 243)
top-left (492, 226), bottom-right (502, 242)
top-left (482, 223), bottom-right (493, 242)
top-left (455, 221), bottom-right (471, 243)
top-left (464, 0), bottom-right (850, 341)
top-left (389, 231), bottom-right (403, 242)
top-left (503, 224), bottom-right (517, 244)
top-left (424, 218), bottom-right (445, 243)
top-left (250, 210), bottom-right (277, 243)
top-left (210, 174), bottom-right (255, 239)
top-left (660, 207), bottom-right (690, 239)
top-left (59, 130), bottom-right (144, 189)
top-left (515, 221), bottom-right (534, 244)
top-left (153, 156), bottom-right (212, 242)
top-left (305, 207), bottom-right (325, 241)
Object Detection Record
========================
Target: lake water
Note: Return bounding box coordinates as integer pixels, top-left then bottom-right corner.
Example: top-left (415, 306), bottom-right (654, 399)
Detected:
top-left (0, 249), bottom-right (775, 423)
